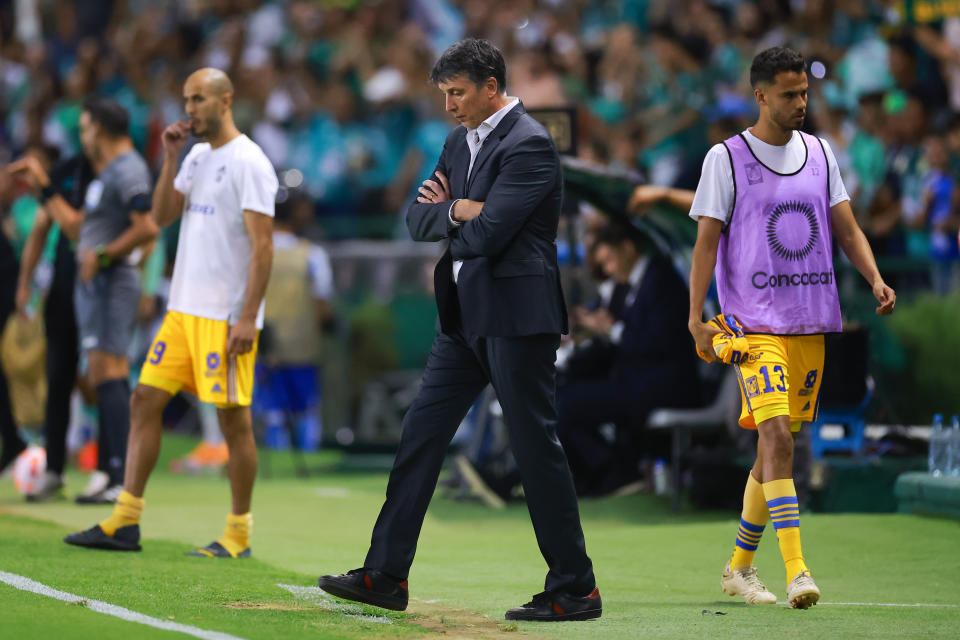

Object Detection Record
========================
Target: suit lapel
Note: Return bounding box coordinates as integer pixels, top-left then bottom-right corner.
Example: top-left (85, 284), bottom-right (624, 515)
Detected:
top-left (447, 130), bottom-right (469, 198)
top-left (458, 132), bottom-right (470, 196)
top-left (466, 102), bottom-right (526, 192)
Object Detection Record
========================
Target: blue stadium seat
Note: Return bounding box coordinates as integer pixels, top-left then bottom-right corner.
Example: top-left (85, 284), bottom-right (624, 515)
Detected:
top-left (808, 376), bottom-right (874, 459)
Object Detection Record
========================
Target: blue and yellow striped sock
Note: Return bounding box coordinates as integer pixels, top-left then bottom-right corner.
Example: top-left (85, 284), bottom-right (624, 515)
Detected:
top-left (730, 473), bottom-right (768, 569)
top-left (763, 478), bottom-right (807, 581)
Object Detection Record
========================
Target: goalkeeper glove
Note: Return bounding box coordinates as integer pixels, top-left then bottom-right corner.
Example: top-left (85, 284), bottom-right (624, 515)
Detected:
top-left (695, 313), bottom-right (749, 364)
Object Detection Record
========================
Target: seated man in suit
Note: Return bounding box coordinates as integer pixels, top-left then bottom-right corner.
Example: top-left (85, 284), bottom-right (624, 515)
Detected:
top-left (557, 222), bottom-right (699, 495)
top-left (557, 240), bottom-right (629, 383)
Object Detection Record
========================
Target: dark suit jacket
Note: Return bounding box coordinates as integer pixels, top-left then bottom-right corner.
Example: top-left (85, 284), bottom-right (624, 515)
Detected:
top-left (613, 254), bottom-right (699, 404)
top-left (405, 103), bottom-right (568, 337)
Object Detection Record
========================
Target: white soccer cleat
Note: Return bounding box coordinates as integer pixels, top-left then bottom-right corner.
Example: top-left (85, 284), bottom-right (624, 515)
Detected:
top-left (787, 569), bottom-right (820, 609)
top-left (721, 564), bottom-right (777, 604)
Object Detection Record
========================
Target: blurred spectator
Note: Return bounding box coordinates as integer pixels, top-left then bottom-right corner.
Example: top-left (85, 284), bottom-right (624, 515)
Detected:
top-left (673, 93), bottom-right (754, 189)
top-left (0, 166), bottom-right (28, 475)
top-left (846, 92), bottom-right (888, 215)
top-left (556, 222), bottom-right (698, 496)
top-left (913, 19), bottom-right (960, 112)
top-left (887, 33), bottom-right (948, 109)
top-left (0, 1), bottom-right (953, 262)
top-left (255, 190), bottom-right (335, 452)
top-left (866, 93), bottom-right (927, 258)
top-left (10, 96), bottom-right (157, 503)
top-left (919, 134), bottom-right (959, 294)
top-left (635, 24), bottom-right (712, 186)
top-left (12, 143), bottom-right (88, 502)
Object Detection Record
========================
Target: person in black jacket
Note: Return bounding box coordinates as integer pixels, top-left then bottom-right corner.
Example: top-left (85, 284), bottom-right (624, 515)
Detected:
top-left (557, 223), bottom-right (699, 495)
top-left (318, 38), bottom-right (600, 623)
top-left (0, 167), bottom-right (27, 475)
top-left (13, 149), bottom-right (90, 501)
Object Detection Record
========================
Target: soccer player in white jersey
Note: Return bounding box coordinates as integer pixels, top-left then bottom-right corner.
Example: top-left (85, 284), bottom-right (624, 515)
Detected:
top-left (66, 68), bottom-right (278, 557)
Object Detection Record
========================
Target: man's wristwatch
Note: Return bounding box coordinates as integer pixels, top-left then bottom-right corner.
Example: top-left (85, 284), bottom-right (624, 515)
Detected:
top-left (95, 245), bottom-right (112, 269)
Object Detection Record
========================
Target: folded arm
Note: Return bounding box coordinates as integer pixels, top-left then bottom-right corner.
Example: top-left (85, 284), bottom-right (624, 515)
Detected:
top-left (405, 144), bottom-right (454, 242)
top-left (449, 135), bottom-right (556, 259)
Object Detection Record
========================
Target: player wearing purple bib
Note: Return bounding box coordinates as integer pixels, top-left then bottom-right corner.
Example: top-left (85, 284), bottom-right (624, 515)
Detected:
top-left (688, 48), bottom-right (896, 608)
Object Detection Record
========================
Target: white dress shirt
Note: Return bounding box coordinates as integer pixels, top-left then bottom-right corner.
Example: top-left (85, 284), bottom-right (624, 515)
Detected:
top-left (610, 255), bottom-right (649, 344)
top-left (449, 97), bottom-right (520, 283)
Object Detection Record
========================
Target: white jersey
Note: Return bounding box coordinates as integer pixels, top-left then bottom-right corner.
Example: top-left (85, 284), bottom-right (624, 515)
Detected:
top-left (689, 129), bottom-right (849, 224)
top-left (168, 134), bottom-right (278, 328)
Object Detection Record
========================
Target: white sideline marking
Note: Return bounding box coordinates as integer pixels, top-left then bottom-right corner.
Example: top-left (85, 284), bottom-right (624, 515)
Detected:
top-left (276, 584), bottom-right (393, 624)
top-left (0, 570), bottom-right (245, 640)
top-left (815, 602), bottom-right (958, 608)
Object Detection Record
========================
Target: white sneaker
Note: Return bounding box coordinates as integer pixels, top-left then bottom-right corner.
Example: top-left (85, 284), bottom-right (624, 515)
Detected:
top-left (76, 475), bottom-right (120, 505)
top-left (75, 484), bottom-right (124, 505)
top-left (98, 485), bottom-right (124, 504)
top-left (78, 471), bottom-right (109, 498)
top-left (25, 472), bottom-right (64, 502)
top-left (721, 564), bottom-right (777, 604)
top-left (787, 569), bottom-right (820, 609)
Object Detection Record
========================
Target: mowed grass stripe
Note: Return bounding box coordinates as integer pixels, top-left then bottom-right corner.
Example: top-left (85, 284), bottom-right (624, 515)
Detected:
top-left (0, 569), bottom-right (246, 640)
top-left (0, 513), bottom-right (430, 640)
top-left (2, 583), bottom-right (183, 640)
top-left (2, 434), bottom-right (959, 639)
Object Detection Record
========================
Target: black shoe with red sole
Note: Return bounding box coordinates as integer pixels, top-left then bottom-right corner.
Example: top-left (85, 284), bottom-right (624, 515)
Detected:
top-left (318, 568), bottom-right (409, 611)
top-left (505, 587), bottom-right (602, 621)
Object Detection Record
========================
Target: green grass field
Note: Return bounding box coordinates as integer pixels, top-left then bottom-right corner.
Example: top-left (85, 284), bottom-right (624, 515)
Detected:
top-left (2, 434), bottom-right (958, 639)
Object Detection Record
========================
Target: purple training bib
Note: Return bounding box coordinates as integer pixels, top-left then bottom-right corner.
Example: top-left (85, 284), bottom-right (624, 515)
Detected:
top-left (716, 132), bottom-right (842, 334)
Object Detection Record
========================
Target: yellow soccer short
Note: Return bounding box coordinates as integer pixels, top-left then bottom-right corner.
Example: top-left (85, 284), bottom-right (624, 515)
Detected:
top-left (138, 311), bottom-right (259, 407)
top-left (733, 334), bottom-right (825, 431)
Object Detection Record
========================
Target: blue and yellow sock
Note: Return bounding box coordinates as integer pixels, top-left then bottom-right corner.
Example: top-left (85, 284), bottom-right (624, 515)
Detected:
top-left (730, 473), bottom-right (768, 569)
top-left (763, 478), bottom-right (807, 581)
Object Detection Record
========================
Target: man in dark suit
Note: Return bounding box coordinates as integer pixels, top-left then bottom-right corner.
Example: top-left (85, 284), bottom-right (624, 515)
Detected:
top-left (558, 223), bottom-right (699, 495)
top-left (319, 38), bottom-right (600, 622)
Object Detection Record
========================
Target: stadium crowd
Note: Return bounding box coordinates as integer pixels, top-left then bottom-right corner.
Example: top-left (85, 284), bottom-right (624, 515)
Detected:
top-left (1, 0), bottom-right (959, 270)
top-left (2, 1), bottom-right (959, 500)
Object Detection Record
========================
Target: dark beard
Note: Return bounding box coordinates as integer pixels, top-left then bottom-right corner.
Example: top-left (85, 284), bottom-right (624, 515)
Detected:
top-left (778, 113), bottom-right (805, 131)
top-left (193, 117), bottom-right (221, 140)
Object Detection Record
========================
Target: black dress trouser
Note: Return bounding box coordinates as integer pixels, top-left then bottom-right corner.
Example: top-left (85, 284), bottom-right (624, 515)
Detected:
top-left (0, 237), bottom-right (25, 458)
top-left (364, 307), bottom-right (596, 595)
top-left (0, 234), bottom-right (78, 470)
top-left (43, 235), bottom-right (78, 475)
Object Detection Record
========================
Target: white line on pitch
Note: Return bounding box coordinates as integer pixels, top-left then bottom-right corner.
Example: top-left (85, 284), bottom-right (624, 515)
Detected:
top-left (784, 601), bottom-right (957, 608)
top-left (277, 583), bottom-right (393, 624)
top-left (0, 570), bottom-right (245, 640)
